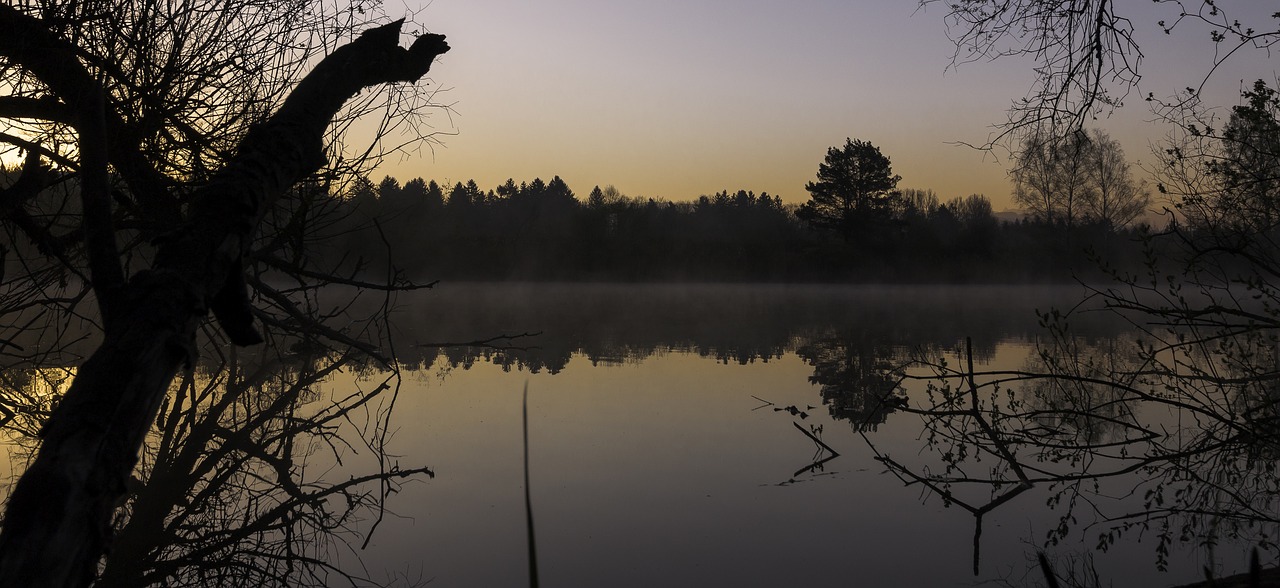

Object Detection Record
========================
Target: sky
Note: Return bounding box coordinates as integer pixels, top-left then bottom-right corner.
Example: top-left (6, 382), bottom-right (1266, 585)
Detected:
top-left (372, 1), bottom-right (1279, 211)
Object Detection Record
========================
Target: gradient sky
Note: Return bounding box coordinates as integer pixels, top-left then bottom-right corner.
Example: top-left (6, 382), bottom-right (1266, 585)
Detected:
top-left (376, 1), bottom-right (1278, 211)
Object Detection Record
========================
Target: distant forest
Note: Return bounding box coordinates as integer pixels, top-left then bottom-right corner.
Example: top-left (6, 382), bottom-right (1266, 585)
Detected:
top-left (312, 174), bottom-right (1161, 283)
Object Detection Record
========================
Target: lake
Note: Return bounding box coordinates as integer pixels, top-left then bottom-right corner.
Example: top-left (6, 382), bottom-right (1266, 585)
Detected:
top-left (332, 283), bottom-right (1257, 587)
top-left (0, 282), bottom-right (1261, 587)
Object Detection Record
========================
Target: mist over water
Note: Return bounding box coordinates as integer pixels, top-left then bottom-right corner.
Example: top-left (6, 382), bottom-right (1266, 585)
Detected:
top-left (391, 282), bottom-right (1116, 370)
top-left (0, 283), bottom-right (1249, 586)
top-left (346, 282), bottom-right (1242, 587)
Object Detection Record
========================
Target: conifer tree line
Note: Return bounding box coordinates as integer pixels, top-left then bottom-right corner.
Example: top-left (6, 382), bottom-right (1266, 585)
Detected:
top-left (0, 133), bottom-right (1157, 284)
top-left (323, 164), bottom-right (1154, 283)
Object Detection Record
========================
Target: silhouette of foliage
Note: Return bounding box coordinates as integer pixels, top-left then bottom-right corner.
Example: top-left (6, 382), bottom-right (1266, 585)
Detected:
top-left (796, 332), bottom-right (908, 432)
top-left (872, 80), bottom-right (1280, 577)
top-left (1012, 128), bottom-right (1150, 227)
top-left (919, 0), bottom-right (1279, 144)
top-left (0, 1), bottom-right (449, 585)
top-left (95, 350), bottom-right (433, 588)
top-left (797, 138), bottom-right (902, 244)
top-left (323, 172), bottom-right (1160, 284)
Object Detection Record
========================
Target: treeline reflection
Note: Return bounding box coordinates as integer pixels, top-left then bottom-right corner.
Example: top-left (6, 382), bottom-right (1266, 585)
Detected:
top-left (401, 283), bottom-right (1116, 369)
top-left (394, 284), bottom-right (1123, 429)
top-left (0, 283), bottom-right (1220, 584)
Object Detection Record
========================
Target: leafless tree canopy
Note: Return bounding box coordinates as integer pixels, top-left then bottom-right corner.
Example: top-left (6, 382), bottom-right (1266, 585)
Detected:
top-left (1011, 127), bottom-right (1149, 226)
top-left (0, 2), bottom-right (451, 586)
top-left (920, 0), bottom-right (1280, 144)
top-left (874, 3), bottom-right (1280, 579)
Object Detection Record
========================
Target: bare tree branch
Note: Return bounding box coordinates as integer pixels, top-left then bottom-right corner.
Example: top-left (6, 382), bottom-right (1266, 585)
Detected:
top-left (0, 15), bottom-right (448, 587)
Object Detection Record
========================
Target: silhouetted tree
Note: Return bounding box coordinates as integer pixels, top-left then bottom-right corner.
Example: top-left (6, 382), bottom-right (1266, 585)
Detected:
top-left (377, 175), bottom-right (402, 202)
top-left (885, 2), bottom-right (1280, 574)
top-left (0, 2), bottom-right (449, 584)
top-left (921, 0), bottom-right (1277, 142)
top-left (446, 181), bottom-right (473, 209)
top-left (324, 170), bottom-right (1163, 283)
top-left (586, 185), bottom-right (606, 208)
top-left (898, 188), bottom-right (941, 221)
top-left (423, 179), bottom-right (446, 209)
top-left (798, 138), bottom-right (902, 243)
top-left (1013, 127), bottom-right (1146, 229)
top-left (1084, 129), bottom-right (1149, 228)
top-left (545, 175), bottom-right (576, 206)
top-left (347, 175), bottom-right (380, 210)
top-left (1196, 79), bottom-right (1280, 233)
top-left (1011, 130), bottom-right (1094, 225)
top-left (1012, 128), bottom-right (1146, 228)
top-left (947, 194), bottom-right (994, 228)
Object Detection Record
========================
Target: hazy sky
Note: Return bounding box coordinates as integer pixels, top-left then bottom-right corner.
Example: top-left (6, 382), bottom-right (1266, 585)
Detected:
top-left (377, 1), bottom-right (1278, 210)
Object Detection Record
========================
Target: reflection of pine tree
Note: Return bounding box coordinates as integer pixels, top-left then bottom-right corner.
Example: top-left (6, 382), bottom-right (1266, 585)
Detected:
top-left (797, 333), bottom-right (906, 432)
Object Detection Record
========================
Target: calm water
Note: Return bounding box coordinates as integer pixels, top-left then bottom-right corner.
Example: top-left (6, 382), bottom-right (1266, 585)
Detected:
top-left (336, 283), bottom-right (1254, 587)
top-left (2, 283), bottom-right (1257, 586)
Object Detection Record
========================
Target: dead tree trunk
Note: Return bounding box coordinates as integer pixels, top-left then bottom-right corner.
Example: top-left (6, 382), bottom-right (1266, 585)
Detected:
top-left (0, 14), bottom-right (448, 587)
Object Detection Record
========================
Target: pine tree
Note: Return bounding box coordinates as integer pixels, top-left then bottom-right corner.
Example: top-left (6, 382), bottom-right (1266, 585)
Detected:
top-left (798, 138), bottom-right (901, 242)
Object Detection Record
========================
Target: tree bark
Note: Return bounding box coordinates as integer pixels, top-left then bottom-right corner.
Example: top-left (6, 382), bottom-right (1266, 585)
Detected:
top-left (0, 17), bottom-right (448, 587)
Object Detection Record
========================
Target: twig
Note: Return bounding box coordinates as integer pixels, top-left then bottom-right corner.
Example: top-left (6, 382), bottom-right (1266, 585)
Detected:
top-left (1038, 552), bottom-right (1061, 588)
top-left (417, 332), bottom-right (543, 350)
top-left (792, 422), bottom-right (839, 458)
top-left (523, 382), bottom-right (539, 588)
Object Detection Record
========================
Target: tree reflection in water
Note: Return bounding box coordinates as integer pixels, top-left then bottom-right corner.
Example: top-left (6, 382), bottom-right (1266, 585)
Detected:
top-left (795, 330), bottom-right (908, 433)
top-left (347, 283), bottom-right (1280, 582)
top-left (12, 281), bottom-right (1269, 584)
top-left (1, 345), bottom-right (432, 587)
top-left (870, 327), bottom-right (1280, 580)
top-left (382, 283), bottom-right (1280, 584)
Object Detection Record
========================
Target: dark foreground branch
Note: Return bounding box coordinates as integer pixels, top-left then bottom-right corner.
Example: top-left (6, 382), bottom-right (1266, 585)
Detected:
top-left (0, 18), bottom-right (448, 588)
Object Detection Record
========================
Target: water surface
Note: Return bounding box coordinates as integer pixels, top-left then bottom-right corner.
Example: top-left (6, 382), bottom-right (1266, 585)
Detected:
top-left (345, 283), bottom-right (1252, 587)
